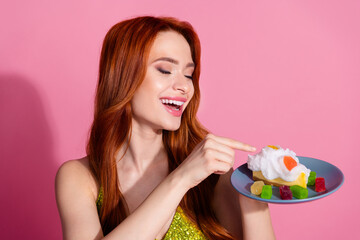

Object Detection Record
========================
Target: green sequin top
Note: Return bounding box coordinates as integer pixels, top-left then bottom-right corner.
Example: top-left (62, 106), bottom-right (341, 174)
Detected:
top-left (96, 188), bottom-right (208, 240)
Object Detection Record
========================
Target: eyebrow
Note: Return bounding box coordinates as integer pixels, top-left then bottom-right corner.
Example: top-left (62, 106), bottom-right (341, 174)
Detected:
top-left (152, 57), bottom-right (195, 68)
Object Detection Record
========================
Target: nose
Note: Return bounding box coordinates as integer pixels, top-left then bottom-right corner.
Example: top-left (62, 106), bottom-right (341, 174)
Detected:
top-left (172, 74), bottom-right (192, 94)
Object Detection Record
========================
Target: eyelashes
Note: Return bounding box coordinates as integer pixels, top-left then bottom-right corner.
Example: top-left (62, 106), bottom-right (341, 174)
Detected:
top-left (158, 68), bottom-right (171, 75)
top-left (185, 75), bottom-right (193, 80)
top-left (157, 68), bottom-right (193, 80)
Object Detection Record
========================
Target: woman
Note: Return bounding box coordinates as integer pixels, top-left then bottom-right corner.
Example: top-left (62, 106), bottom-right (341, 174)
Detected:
top-left (55, 16), bottom-right (275, 240)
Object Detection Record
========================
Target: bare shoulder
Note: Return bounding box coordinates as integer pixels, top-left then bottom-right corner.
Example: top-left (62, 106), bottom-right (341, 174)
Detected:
top-left (55, 157), bottom-right (103, 239)
top-left (55, 157), bottom-right (99, 204)
top-left (57, 156), bottom-right (92, 175)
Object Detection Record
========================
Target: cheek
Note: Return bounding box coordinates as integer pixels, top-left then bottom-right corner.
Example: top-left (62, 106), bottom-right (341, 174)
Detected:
top-left (131, 84), bottom-right (153, 111)
top-left (188, 82), bottom-right (195, 99)
top-left (130, 92), bottom-right (144, 114)
top-left (184, 84), bottom-right (195, 110)
top-left (141, 71), bottom-right (168, 93)
top-left (131, 74), bottom-right (168, 111)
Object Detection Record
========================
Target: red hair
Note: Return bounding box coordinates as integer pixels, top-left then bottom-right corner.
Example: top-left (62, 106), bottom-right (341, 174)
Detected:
top-left (87, 16), bottom-right (234, 239)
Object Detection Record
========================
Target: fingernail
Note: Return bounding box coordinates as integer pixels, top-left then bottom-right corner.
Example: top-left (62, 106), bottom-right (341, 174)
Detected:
top-left (251, 147), bottom-right (256, 151)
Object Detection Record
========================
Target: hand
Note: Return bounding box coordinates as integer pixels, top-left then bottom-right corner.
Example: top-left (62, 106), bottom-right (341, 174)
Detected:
top-left (175, 133), bottom-right (256, 189)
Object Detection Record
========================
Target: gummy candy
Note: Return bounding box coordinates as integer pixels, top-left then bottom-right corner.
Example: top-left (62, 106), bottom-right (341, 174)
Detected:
top-left (251, 181), bottom-right (265, 195)
top-left (261, 185), bottom-right (272, 199)
top-left (290, 185), bottom-right (308, 199)
top-left (307, 171), bottom-right (316, 186)
top-left (279, 185), bottom-right (293, 200)
top-left (315, 177), bottom-right (326, 192)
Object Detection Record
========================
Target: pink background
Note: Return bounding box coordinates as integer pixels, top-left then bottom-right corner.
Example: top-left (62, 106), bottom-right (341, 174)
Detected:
top-left (1, 0), bottom-right (359, 239)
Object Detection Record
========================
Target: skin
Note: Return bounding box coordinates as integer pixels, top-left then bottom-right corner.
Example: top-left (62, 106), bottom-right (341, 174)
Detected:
top-left (55, 30), bottom-right (276, 240)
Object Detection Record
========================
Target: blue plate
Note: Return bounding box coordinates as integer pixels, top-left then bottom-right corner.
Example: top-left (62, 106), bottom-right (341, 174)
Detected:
top-left (231, 156), bottom-right (344, 204)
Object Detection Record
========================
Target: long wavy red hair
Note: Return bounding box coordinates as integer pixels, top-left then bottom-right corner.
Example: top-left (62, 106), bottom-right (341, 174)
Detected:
top-left (87, 16), bottom-right (234, 239)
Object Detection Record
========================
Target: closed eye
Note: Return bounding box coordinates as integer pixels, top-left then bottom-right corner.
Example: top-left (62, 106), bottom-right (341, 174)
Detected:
top-left (158, 68), bottom-right (171, 75)
top-left (185, 75), bottom-right (193, 80)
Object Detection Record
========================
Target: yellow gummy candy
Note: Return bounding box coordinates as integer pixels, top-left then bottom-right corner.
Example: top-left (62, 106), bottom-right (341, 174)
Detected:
top-left (251, 181), bottom-right (265, 195)
top-left (268, 145), bottom-right (279, 150)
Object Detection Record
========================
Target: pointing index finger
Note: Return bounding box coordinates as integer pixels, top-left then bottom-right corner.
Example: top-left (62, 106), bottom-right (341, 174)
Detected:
top-left (210, 134), bottom-right (256, 152)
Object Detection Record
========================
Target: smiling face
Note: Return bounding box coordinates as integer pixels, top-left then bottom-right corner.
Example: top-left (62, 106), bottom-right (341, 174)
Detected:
top-left (131, 31), bottom-right (195, 132)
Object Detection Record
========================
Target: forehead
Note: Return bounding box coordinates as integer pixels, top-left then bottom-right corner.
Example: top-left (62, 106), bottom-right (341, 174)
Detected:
top-left (148, 31), bottom-right (192, 62)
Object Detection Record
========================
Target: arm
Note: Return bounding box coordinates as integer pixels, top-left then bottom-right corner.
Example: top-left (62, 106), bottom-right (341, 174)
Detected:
top-left (55, 134), bottom-right (255, 240)
top-left (212, 169), bottom-right (276, 240)
top-left (55, 159), bottom-right (188, 240)
top-left (103, 168), bottom-right (188, 240)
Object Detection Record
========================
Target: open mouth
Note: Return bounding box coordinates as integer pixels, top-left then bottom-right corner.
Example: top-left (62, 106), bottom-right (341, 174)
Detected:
top-left (160, 99), bottom-right (184, 111)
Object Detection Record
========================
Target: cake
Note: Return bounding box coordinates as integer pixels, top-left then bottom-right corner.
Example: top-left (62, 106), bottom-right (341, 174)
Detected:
top-left (247, 145), bottom-right (311, 188)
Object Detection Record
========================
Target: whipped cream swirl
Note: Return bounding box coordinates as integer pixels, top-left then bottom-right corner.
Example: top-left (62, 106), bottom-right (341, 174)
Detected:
top-left (247, 145), bottom-right (310, 182)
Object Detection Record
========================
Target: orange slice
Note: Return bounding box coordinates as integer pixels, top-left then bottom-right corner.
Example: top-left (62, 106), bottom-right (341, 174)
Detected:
top-left (284, 156), bottom-right (297, 171)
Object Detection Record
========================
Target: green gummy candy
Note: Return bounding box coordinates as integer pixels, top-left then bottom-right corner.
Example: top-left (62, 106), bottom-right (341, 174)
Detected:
top-left (307, 171), bottom-right (316, 186)
top-left (261, 185), bottom-right (272, 199)
top-left (290, 185), bottom-right (308, 199)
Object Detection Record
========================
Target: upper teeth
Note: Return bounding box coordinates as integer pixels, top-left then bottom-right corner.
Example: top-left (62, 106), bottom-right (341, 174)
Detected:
top-left (161, 99), bottom-right (185, 106)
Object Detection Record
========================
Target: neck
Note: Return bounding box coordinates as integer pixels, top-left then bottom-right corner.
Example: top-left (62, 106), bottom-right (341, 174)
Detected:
top-left (116, 121), bottom-right (167, 174)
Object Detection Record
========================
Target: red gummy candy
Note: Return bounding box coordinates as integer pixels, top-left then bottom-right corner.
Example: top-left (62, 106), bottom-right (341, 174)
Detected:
top-left (279, 185), bottom-right (293, 200)
top-left (315, 177), bottom-right (326, 192)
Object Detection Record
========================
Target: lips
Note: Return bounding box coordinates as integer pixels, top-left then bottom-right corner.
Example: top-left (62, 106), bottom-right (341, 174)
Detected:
top-left (160, 96), bottom-right (187, 117)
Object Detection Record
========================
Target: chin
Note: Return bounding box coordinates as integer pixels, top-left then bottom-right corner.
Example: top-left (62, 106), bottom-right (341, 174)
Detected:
top-left (161, 119), bottom-right (182, 131)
